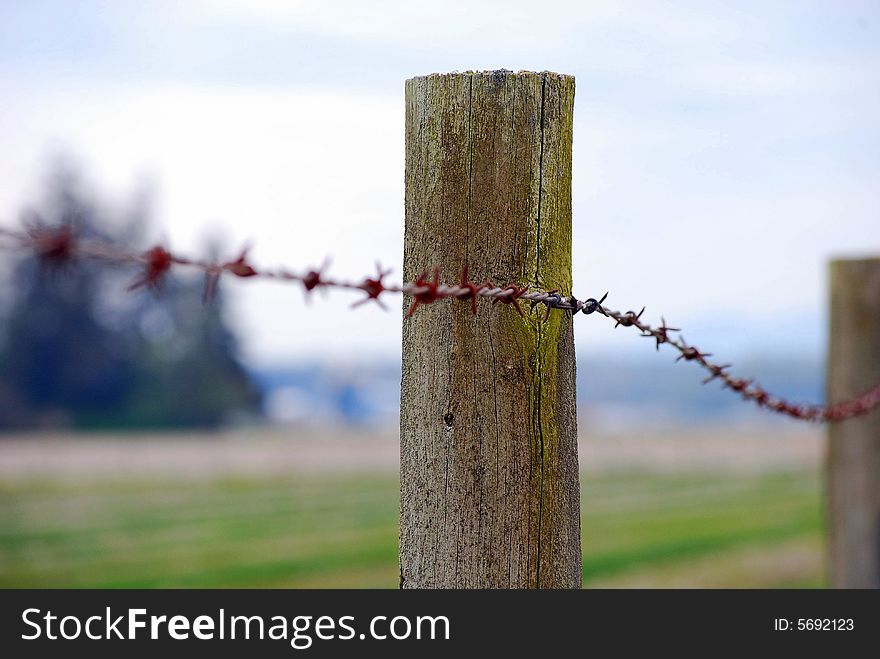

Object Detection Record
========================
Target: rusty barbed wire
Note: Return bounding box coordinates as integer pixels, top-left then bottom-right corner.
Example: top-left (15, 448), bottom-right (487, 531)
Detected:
top-left (586, 297), bottom-right (880, 423)
top-left (0, 225), bottom-right (597, 311)
top-left (1, 223), bottom-right (878, 424)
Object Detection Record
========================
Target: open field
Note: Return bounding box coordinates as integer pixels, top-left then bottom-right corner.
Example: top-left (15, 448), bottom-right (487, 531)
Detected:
top-left (0, 427), bottom-right (825, 588)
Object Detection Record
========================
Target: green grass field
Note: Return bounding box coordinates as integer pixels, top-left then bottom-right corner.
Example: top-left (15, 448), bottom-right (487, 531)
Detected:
top-left (0, 466), bottom-right (824, 588)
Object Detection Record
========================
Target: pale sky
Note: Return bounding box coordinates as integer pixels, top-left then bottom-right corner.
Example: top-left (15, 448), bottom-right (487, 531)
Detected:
top-left (0, 0), bottom-right (878, 367)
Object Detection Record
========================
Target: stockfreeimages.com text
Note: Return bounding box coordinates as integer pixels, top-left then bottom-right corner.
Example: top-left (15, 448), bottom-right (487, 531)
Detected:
top-left (22, 607), bottom-right (450, 649)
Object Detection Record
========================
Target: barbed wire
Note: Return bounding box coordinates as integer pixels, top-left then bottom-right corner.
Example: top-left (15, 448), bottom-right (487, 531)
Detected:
top-left (1, 223), bottom-right (878, 424)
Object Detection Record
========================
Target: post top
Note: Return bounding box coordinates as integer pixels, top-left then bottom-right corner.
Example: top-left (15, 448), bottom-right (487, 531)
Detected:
top-left (407, 70), bottom-right (574, 83)
top-left (829, 256), bottom-right (880, 267)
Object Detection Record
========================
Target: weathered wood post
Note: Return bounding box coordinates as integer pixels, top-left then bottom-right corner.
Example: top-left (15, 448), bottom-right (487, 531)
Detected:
top-left (399, 71), bottom-right (580, 588)
top-left (827, 257), bottom-right (880, 588)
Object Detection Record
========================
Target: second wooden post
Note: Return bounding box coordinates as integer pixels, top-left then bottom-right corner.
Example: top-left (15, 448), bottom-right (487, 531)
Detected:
top-left (827, 257), bottom-right (880, 588)
top-left (400, 70), bottom-right (580, 588)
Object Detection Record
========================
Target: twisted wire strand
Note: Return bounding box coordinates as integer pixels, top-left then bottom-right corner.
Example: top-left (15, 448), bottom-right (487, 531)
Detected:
top-left (1, 224), bottom-right (878, 423)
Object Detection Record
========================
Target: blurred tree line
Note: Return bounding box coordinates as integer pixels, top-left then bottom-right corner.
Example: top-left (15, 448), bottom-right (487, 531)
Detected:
top-left (0, 163), bottom-right (263, 430)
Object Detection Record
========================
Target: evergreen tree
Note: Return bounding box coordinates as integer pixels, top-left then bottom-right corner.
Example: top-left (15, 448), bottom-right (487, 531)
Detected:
top-left (0, 164), bottom-right (262, 430)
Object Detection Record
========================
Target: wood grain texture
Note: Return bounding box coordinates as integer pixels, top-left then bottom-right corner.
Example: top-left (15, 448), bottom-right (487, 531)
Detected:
top-left (827, 257), bottom-right (880, 588)
top-left (400, 71), bottom-right (580, 588)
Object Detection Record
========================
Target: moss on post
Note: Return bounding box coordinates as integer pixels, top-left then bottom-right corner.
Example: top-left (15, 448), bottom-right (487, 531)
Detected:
top-left (400, 71), bottom-right (580, 588)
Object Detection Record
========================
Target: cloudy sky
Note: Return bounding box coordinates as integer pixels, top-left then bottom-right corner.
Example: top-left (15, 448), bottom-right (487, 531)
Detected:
top-left (0, 0), bottom-right (878, 368)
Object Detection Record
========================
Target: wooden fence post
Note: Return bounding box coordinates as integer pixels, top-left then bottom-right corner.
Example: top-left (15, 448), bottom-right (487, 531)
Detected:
top-left (827, 257), bottom-right (880, 588)
top-left (399, 70), bottom-right (580, 588)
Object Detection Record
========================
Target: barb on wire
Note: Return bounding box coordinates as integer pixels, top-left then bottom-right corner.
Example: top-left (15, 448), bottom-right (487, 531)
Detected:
top-left (1, 224), bottom-right (878, 424)
top-left (351, 262), bottom-right (391, 310)
top-left (128, 246), bottom-right (173, 292)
